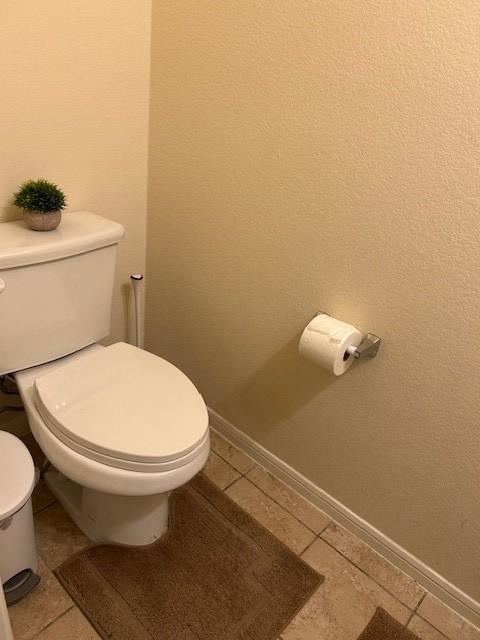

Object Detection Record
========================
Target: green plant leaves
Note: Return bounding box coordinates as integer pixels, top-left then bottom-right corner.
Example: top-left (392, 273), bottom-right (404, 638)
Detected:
top-left (13, 179), bottom-right (66, 213)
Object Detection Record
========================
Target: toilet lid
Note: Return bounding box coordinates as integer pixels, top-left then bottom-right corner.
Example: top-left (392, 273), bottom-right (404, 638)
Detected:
top-left (0, 432), bottom-right (35, 519)
top-left (33, 342), bottom-right (209, 466)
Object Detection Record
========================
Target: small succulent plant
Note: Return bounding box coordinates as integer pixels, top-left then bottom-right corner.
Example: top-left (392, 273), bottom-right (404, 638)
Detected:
top-left (13, 179), bottom-right (66, 213)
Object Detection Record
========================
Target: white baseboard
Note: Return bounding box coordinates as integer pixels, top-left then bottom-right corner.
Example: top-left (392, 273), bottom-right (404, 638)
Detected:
top-left (208, 407), bottom-right (480, 628)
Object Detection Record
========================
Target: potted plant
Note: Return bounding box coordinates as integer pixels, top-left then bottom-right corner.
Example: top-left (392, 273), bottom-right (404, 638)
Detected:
top-left (13, 179), bottom-right (66, 231)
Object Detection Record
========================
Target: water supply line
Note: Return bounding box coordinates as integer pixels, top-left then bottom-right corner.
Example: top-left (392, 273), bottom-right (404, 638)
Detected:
top-left (130, 274), bottom-right (145, 349)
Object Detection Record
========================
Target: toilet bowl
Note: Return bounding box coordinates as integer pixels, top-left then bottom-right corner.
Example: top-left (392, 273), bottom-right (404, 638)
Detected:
top-left (15, 342), bottom-right (210, 546)
top-left (0, 212), bottom-right (210, 546)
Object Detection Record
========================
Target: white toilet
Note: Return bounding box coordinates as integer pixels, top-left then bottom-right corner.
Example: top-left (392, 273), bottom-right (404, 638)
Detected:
top-left (0, 212), bottom-right (210, 546)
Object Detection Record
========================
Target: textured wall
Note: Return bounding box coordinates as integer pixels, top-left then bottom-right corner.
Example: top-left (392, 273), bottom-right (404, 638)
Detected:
top-left (147, 2), bottom-right (480, 598)
top-left (0, 0), bottom-right (151, 343)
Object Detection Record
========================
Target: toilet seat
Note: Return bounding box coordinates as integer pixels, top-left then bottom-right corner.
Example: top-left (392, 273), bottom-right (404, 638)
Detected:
top-left (33, 342), bottom-right (209, 473)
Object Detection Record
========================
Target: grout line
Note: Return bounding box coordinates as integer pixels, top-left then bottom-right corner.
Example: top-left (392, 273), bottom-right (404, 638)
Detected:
top-left (317, 521), bottom-right (332, 537)
top-left (318, 525), bottom-right (427, 604)
top-left (405, 609), bottom-right (417, 626)
top-left (243, 476), bottom-right (328, 538)
top-left (210, 446), bottom-right (255, 476)
top-left (222, 473), bottom-right (319, 556)
top-left (222, 475), bottom-right (243, 492)
top-left (35, 550), bottom-right (56, 573)
top-left (415, 611), bottom-right (453, 640)
top-left (210, 446), bottom-right (253, 481)
top-left (33, 499), bottom-right (57, 517)
top-left (228, 474), bottom-right (322, 538)
top-left (406, 591), bottom-right (427, 625)
top-left (297, 534), bottom-right (318, 557)
top-left (212, 430), bottom-right (334, 535)
top-left (298, 535), bottom-right (318, 558)
top-left (210, 450), bottom-right (253, 476)
top-left (244, 462), bottom-right (257, 475)
top-left (30, 604), bottom-right (75, 639)
top-left (213, 439), bottom-right (330, 537)
top-left (314, 535), bottom-right (421, 613)
top-left (219, 467), bottom-right (319, 558)
top-left (208, 444), bottom-right (253, 490)
top-left (210, 430), bottom-right (256, 475)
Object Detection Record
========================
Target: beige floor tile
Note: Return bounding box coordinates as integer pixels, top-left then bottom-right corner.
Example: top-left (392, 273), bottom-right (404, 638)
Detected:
top-left (247, 466), bottom-right (330, 534)
top-left (225, 477), bottom-right (316, 554)
top-left (202, 450), bottom-right (241, 489)
top-left (281, 538), bottom-right (410, 640)
top-left (210, 430), bottom-right (256, 474)
top-left (408, 615), bottom-right (448, 639)
top-left (321, 522), bottom-right (424, 608)
top-left (8, 557), bottom-right (73, 640)
top-left (417, 594), bottom-right (480, 640)
top-left (34, 502), bottom-right (90, 569)
top-left (32, 479), bottom-right (56, 514)
top-left (35, 607), bottom-right (101, 640)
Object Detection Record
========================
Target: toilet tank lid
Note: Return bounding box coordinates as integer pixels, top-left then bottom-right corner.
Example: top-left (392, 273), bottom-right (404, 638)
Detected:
top-left (0, 211), bottom-right (124, 269)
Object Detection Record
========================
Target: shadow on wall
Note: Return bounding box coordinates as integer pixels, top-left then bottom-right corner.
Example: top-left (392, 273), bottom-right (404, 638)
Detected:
top-left (222, 333), bottom-right (334, 431)
top-left (1, 204), bottom-right (21, 222)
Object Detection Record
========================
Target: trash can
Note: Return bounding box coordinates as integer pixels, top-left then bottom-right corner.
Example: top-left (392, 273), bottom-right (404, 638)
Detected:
top-left (0, 431), bottom-right (40, 605)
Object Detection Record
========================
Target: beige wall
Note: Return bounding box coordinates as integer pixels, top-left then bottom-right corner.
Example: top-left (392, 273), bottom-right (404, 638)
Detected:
top-left (0, 0), bottom-right (151, 342)
top-left (147, 1), bottom-right (480, 600)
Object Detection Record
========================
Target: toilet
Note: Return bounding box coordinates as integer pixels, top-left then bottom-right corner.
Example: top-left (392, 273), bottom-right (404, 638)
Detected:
top-left (0, 212), bottom-right (210, 546)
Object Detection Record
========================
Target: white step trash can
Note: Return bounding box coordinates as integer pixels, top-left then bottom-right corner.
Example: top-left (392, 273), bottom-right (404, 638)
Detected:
top-left (0, 431), bottom-right (40, 605)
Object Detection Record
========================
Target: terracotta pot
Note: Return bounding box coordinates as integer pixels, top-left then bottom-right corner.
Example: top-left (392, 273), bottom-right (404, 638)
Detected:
top-left (24, 210), bottom-right (62, 231)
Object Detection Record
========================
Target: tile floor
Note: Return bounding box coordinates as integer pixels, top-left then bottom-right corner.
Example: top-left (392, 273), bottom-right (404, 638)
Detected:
top-left (7, 428), bottom-right (480, 640)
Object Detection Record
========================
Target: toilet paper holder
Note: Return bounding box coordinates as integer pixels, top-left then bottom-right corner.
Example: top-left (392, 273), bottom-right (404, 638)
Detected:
top-left (347, 333), bottom-right (381, 360)
top-left (317, 311), bottom-right (381, 360)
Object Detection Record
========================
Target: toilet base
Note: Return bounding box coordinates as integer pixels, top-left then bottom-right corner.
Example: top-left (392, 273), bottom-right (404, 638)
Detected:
top-left (45, 468), bottom-right (170, 546)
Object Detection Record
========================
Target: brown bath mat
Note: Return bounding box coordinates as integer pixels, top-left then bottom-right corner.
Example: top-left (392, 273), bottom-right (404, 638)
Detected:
top-left (358, 608), bottom-right (420, 640)
top-left (56, 474), bottom-right (323, 640)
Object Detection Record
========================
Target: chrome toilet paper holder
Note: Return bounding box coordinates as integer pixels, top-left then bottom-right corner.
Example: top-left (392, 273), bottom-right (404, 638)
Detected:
top-left (347, 333), bottom-right (381, 360)
top-left (317, 311), bottom-right (381, 360)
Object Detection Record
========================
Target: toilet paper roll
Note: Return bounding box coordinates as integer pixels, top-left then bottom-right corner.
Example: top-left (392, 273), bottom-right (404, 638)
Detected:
top-left (299, 313), bottom-right (363, 376)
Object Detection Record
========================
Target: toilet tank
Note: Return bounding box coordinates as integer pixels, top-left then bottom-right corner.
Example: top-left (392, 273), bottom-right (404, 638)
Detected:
top-left (0, 212), bottom-right (124, 375)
